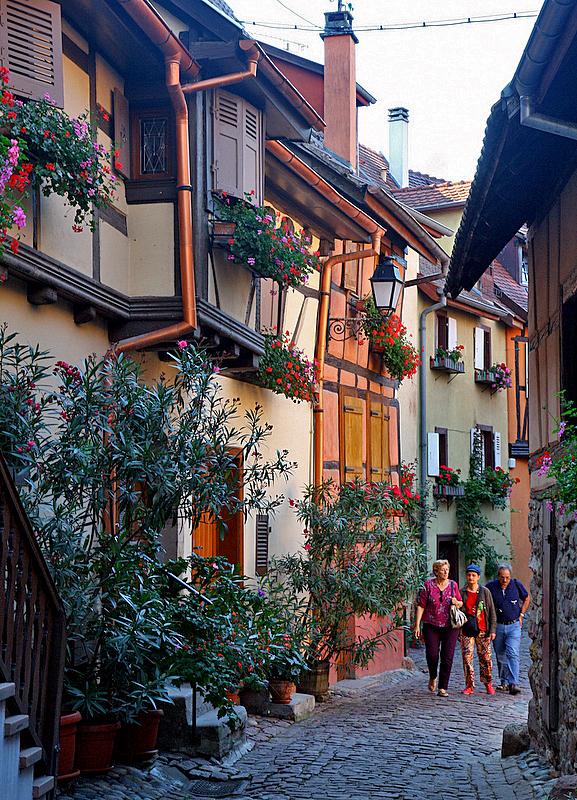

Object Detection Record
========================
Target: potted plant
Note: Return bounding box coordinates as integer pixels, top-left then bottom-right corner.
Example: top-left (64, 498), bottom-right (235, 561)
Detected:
top-left (433, 465), bottom-right (465, 498)
top-left (430, 344), bottom-right (465, 373)
top-left (0, 68), bottom-right (117, 236)
top-left (258, 329), bottom-right (317, 403)
top-left (357, 297), bottom-right (420, 384)
top-left (271, 480), bottom-right (426, 697)
top-left (213, 192), bottom-right (321, 289)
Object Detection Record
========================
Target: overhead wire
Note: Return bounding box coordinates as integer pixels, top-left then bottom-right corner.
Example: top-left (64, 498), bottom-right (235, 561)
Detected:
top-left (240, 10), bottom-right (539, 33)
top-left (271, 0), bottom-right (318, 27)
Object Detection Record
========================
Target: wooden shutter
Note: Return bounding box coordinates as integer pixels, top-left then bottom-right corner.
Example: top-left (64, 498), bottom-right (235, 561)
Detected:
top-left (447, 317), bottom-right (457, 352)
top-left (113, 88), bottom-right (131, 179)
top-left (436, 311), bottom-right (448, 351)
top-left (214, 89), bottom-right (262, 201)
top-left (255, 514), bottom-right (269, 576)
top-left (368, 401), bottom-right (389, 482)
top-left (427, 432), bottom-right (440, 476)
top-left (341, 392), bottom-right (363, 481)
top-left (493, 431), bottom-right (502, 468)
top-left (242, 100), bottom-right (262, 202)
top-left (0, 0), bottom-right (64, 107)
top-left (214, 90), bottom-right (242, 197)
top-left (343, 242), bottom-right (359, 293)
top-left (474, 327), bottom-right (485, 369)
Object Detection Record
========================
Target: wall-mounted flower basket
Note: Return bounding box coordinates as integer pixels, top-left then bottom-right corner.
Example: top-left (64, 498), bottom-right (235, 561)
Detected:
top-left (430, 356), bottom-right (465, 374)
top-left (212, 220), bottom-right (237, 244)
top-left (433, 484), bottom-right (465, 498)
top-left (474, 368), bottom-right (497, 385)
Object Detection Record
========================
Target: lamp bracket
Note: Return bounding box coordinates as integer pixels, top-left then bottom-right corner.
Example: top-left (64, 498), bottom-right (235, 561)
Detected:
top-left (327, 317), bottom-right (363, 342)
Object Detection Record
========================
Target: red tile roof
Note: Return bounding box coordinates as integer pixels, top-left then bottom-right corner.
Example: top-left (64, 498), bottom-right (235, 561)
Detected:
top-left (493, 261), bottom-right (528, 312)
top-left (409, 170), bottom-right (447, 187)
top-left (358, 144), bottom-right (449, 192)
top-left (389, 181), bottom-right (472, 211)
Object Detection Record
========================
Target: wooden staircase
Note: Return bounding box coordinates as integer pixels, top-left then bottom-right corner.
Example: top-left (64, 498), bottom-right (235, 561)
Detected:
top-left (0, 682), bottom-right (54, 800)
top-left (0, 454), bottom-right (66, 800)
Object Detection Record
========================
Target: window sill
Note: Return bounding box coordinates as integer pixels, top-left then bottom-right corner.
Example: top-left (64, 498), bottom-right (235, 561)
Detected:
top-left (474, 368), bottom-right (497, 384)
top-left (433, 485), bottom-right (465, 498)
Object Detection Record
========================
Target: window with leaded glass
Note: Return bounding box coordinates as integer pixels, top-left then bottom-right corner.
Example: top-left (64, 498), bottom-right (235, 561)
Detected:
top-left (140, 117), bottom-right (168, 175)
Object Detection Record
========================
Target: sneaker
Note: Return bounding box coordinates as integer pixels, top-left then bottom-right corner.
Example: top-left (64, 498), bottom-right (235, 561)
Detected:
top-left (496, 684), bottom-right (509, 692)
top-left (509, 683), bottom-right (521, 695)
top-left (486, 683), bottom-right (496, 695)
top-left (437, 689), bottom-right (449, 697)
top-left (461, 686), bottom-right (474, 695)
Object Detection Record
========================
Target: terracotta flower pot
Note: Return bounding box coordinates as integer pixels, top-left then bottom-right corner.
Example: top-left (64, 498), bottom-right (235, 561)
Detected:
top-left (58, 711), bottom-right (81, 782)
top-left (75, 721), bottom-right (120, 774)
top-left (268, 679), bottom-right (295, 704)
top-left (115, 709), bottom-right (164, 764)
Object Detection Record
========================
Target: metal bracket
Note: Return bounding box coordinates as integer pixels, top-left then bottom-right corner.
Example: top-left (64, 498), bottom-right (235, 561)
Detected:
top-left (327, 317), bottom-right (363, 342)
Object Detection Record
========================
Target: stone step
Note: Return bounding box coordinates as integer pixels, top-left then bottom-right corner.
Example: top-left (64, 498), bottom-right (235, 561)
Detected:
top-left (264, 692), bottom-right (315, 722)
top-left (32, 775), bottom-right (54, 798)
top-left (195, 706), bottom-right (247, 760)
top-left (19, 746), bottom-right (43, 769)
top-left (0, 682), bottom-right (16, 701)
top-left (5, 714), bottom-right (29, 737)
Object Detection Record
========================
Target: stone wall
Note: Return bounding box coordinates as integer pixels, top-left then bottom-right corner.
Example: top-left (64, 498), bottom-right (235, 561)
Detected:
top-left (528, 497), bottom-right (577, 773)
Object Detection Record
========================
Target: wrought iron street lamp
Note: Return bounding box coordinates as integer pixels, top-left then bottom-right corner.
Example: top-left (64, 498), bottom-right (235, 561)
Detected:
top-left (369, 255), bottom-right (404, 312)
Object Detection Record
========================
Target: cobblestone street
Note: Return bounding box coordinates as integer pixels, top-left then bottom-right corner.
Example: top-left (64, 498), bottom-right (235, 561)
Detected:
top-left (58, 631), bottom-right (558, 800)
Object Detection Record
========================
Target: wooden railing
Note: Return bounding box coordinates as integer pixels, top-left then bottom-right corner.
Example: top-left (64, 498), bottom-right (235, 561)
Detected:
top-left (0, 453), bottom-right (66, 781)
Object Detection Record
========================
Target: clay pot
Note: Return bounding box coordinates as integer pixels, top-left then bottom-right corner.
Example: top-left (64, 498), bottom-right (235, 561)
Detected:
top-left (115, 709), bottom-right (164, 764)
top-left (268, 679), bottom-right (295, 704)
top-left (58, 711), bottom-right (81, 782)
top-left (75, 721), bottom-right (120, 774)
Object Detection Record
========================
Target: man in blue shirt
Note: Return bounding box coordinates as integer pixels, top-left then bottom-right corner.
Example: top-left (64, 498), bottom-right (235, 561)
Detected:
top-left (486, 564), bottom-right (531, 695)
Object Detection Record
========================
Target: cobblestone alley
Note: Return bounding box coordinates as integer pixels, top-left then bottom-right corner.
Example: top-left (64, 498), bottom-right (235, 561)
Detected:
top-left (58, 632), bottom-right (556, 800)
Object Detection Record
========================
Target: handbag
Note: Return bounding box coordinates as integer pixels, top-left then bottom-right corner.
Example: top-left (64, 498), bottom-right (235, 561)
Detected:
top-left (449, 581), bottom-right (467, 628)
top-left (461, 588), bottom-right (481, 637)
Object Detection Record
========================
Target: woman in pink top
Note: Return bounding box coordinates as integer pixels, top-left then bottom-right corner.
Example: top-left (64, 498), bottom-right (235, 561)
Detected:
top-left (414, 559), bottom-right (463, 697)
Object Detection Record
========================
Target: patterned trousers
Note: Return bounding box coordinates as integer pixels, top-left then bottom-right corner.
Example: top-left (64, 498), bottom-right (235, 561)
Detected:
top-left (460, 632), bottom-right (493, 687)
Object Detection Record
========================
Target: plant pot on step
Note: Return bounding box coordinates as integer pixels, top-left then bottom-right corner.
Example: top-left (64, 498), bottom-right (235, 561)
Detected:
top-left (297, 660), bottom-right (330, 699)
top-left (114, 709), bottom-right (164, 765)
top-left (268, 679), bottom-right (295, 705)
top-left (75, 721), bottom-right (120, 774)
top-left (58, 710), bottom-right (82, 782)
top-left (239, 686), bottom-right (270, 714)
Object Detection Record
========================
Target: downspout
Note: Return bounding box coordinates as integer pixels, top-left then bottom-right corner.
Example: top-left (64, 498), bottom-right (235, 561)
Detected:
top-left (519, 95), bottom-right (577, 140)
top-left (419, 293), bottom-right (446, 546)
top-left (115, 0), bottom-right (260, 352)
top-left (314, 231), bottom-right (383, 487)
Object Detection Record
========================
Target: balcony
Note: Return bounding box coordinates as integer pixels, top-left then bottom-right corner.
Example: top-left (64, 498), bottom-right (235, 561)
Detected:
top-left (430, 356), bottom-right (465, 374)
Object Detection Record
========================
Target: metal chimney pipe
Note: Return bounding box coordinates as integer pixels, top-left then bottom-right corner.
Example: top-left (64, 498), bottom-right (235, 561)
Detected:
top-left (389, 107), bottom-right (409, 189)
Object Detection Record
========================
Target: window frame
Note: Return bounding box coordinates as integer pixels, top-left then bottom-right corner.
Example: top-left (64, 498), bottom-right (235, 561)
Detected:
top-left (130, 105), bottom-right (174, 182)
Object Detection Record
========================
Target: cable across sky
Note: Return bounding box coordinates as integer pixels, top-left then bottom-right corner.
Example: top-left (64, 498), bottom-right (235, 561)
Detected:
top-left (240, 10), bottom-right (539, 33)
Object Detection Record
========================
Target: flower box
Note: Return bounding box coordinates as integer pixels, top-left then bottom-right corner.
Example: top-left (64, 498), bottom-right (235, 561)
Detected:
top-left (474, 368), bottom-right (497, 385)
top-left (212, 220), bottom-right (236, 245)
top-left (433, 484), bottom-right (465, 498)
top-left (430, 356), bottom-right (465, 374)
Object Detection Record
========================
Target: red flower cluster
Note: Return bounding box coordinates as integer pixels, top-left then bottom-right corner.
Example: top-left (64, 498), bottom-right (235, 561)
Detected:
top-left (258, 330), bottom-right (317, 403)
top-left (437, 465), bottom-right (462, 487)
top-left (360, 303), bottom-right (421, 383)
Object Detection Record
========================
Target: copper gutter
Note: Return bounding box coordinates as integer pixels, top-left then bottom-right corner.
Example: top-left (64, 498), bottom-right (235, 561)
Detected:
top-left (114, 0), bottom-right (259, 352)
top-left (313, 232), bottom-right (382, 487)
top-left (267, 139), bottom-right (382, 235)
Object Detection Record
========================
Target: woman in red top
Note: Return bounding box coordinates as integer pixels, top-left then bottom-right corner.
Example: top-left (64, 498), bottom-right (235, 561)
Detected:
top-left (459, 564), bottom-right (497, 695)
top-left (414, 559), bottom-right (463, 697)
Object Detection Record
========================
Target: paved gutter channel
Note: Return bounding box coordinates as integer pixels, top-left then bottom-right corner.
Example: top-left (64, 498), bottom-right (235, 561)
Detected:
top-left (57, 630), bottom-right (559, 800)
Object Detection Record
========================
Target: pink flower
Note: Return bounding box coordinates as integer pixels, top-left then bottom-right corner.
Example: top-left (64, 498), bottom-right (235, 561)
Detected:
top-left (304, 543), bottom-right (311, 551)
top-left (177, 340), bottom-right (187, 349)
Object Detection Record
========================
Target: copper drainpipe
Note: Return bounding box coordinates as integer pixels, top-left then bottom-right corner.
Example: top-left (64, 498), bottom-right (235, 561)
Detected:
top-left (115, 0), bottom-right (260, 352)
top-left (313, 231), bottom-right (382, 487)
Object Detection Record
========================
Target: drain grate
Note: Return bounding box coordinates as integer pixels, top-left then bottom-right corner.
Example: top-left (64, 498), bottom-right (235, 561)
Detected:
top-left (186, 778), bottom-right (249, 798)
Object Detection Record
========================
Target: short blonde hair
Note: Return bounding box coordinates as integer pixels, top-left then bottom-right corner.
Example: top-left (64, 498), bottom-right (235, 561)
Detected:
top-left (432, 559), bottom-right (450, 573)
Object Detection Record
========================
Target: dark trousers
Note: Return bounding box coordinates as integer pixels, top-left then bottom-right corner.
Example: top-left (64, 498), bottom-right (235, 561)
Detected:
top-left (422, 623), bottom-right (460, 690)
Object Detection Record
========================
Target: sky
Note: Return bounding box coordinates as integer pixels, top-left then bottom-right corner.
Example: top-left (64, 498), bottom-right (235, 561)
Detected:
top-left (230, 0), bottom-right (539, 182)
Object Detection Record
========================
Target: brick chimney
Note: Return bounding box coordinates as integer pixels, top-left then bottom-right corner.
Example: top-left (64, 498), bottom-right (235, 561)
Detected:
top-left (321, 8), bottom-right (358, 170)
top-left (388, 107), bottom-right (409, 188)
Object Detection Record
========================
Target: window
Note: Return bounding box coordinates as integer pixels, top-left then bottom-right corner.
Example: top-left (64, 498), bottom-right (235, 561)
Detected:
top-left (474, 325), bottom-right (491, 370)
top-left (131, 107), bottom-right (173, 181)
top-left (367, 398), bottom-right (390, 482)
top-left (436, 312), bottom-right (457, 353)
top-left (342, 241), bottom-right (360, 294)
top-left (436, 427), bottom-right (448, 469)
top-left (340, 388), bottom-right (364, 482)
top-left (213, 89), bottom-right (263, 202)
top-left (0, 0), bottom-right (64, 107)
top-left (471, 426), bottom-right (501, 470)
